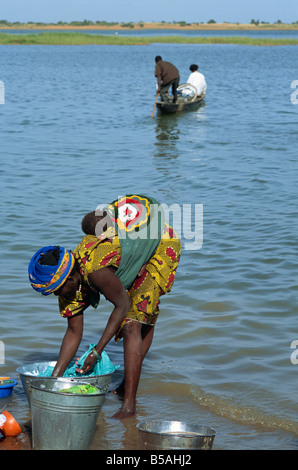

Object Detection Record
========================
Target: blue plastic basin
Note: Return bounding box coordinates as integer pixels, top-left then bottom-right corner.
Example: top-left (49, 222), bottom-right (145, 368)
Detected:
top-left (0, 380), bottom-right (18, 398)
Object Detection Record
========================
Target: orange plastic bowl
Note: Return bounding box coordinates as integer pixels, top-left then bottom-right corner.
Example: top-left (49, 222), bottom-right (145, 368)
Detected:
top-left (0, 411), bottom-right (22, 437)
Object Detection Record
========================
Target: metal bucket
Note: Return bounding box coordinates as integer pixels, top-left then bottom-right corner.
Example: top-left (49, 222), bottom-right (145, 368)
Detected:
top-left (137, 420), bottom-right (216, 450)
top-left (31, 378), bottom-right (106, 450)
top-left (16, 361), bottom-right (114, 406)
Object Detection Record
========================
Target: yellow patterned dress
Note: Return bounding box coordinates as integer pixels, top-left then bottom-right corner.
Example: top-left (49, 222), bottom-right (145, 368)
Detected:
top-left (59, 224), bottom-right (181, 342)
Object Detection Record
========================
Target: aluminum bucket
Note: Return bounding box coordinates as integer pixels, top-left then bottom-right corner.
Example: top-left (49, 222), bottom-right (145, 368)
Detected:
top-left (16, 361), bottom-right (114, 406)
top-left (31, 378), bottom-right (106, 450)
top-left (137, 420), bottom-right (216, 450)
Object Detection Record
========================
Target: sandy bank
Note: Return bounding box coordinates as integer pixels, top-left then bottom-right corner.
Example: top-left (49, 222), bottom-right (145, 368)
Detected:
top-left (1, 22), bottom-right (298, 31)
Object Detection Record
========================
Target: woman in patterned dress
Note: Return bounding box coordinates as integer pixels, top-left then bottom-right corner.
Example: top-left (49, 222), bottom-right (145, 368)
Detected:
top-left (28, 195), bottom-right (181, 419)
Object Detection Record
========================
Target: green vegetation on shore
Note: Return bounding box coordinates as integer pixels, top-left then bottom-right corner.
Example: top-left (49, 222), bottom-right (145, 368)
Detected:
top-left (0, 32), bottom-right (297, 46)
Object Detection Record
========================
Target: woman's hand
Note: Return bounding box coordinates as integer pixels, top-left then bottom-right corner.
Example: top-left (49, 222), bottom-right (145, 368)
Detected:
top-left (137, 263), bottom-right (147, 277)
top-left (76, 351), bottom-right (98, 374)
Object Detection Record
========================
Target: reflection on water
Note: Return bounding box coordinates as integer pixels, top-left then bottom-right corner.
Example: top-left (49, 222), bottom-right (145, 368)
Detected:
top-left (153, 102), bottom-right (208, 197)
top-left (154, 115), bottom-right (180, 158)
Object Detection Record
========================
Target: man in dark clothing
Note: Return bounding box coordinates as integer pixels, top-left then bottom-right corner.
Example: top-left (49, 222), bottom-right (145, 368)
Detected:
top-left (154, 56), bottom-right (180, 103)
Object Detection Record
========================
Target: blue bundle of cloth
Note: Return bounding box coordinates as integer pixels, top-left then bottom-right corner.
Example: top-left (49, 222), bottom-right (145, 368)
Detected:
top-left (38, 344), bottom-right (120, 377)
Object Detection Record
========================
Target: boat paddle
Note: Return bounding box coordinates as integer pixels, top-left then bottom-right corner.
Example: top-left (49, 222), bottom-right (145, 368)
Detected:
top-left (151, 91), bottom-right (160, 117)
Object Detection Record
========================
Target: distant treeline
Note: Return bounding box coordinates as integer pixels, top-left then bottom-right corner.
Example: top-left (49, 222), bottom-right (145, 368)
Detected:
top-left (1, 19), bottom-right (298, 27)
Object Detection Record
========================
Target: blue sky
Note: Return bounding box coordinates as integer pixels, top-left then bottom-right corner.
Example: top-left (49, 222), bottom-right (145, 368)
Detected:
top-left (1, 0), bottom-right (298, 24)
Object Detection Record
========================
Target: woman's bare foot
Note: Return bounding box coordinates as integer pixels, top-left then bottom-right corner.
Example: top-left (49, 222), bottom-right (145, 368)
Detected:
top-left (111, 405), bottom-right (136, 420)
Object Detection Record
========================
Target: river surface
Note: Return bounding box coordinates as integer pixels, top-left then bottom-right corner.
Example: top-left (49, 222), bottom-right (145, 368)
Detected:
top-left (0, 39), bottom-right (298, 450)
top-left (2, 28), bottom-right (298, 39)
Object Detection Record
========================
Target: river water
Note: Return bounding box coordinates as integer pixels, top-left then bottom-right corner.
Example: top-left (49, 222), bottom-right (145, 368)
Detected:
top-left (2, 27), bottom-right (298, 38)
top-left (0, 38), bottom-right (298, 450)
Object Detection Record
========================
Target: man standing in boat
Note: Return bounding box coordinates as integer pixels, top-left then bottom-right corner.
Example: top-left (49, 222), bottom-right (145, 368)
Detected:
top-left (154, 56), bottom-right (180, 103)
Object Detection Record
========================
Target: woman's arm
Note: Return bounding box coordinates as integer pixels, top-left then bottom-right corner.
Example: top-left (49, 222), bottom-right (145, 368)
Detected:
top-left (77, 266), bottom-right (131, 374)
top-left (52, 313), bottom-right (84, 377)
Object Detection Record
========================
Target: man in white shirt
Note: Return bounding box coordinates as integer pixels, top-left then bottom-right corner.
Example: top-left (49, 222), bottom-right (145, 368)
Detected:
top-left (187, 64), bottom-right (207, 96)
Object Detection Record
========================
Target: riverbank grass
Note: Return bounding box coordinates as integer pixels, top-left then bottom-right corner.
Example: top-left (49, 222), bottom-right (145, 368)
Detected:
top-left (0, 32), bottom-right (298, 46)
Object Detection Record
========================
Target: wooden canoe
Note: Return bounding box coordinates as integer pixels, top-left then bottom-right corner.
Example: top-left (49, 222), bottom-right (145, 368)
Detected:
top-left (156, 92), bottom-right (205, 114)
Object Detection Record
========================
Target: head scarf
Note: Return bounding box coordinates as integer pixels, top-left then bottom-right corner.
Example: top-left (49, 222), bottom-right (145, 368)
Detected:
top-left (28, 246), bottom-right (75, 295)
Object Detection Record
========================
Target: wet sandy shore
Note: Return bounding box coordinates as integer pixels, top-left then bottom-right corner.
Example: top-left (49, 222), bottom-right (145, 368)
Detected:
top-left (0, 432), bottom-right (31, 450)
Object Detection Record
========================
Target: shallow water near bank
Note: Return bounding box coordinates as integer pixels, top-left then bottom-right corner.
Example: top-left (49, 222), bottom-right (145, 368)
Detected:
top-left (2, 27), bottom-right (298, 39)
top-left (0, 40), bottom-right (298, 450)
